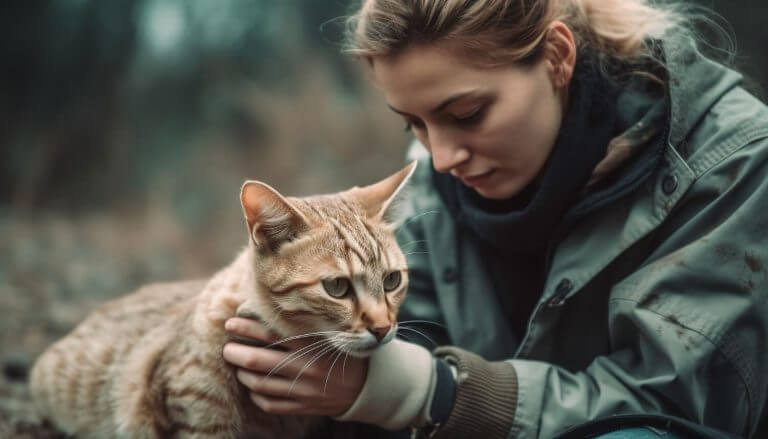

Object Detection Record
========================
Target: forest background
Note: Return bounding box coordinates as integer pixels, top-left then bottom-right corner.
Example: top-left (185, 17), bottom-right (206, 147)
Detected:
top-left (1, 1), bottom-right (766, 436)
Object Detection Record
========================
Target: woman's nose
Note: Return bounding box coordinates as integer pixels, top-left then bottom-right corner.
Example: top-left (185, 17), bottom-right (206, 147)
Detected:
top-left (429, 130), bottom-right (470, 173)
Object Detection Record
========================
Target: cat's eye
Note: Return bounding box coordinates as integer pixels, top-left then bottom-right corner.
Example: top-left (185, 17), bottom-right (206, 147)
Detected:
top-left (383, 271), bottom-right (402, 292)
top-left (322, 277), bottom-right (351, 298)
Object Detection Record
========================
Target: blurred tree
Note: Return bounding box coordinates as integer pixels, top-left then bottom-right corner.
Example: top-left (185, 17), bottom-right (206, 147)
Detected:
top-left (0, 0), bottom-right (764, 211)
top-left (0, 0), bottom-right (138, 208)
top-left (0, 0), bottom-right (362, 210)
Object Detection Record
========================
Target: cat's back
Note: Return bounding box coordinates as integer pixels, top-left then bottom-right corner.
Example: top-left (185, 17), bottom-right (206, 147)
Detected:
top-left (29, 279), bottom-right (206, 437)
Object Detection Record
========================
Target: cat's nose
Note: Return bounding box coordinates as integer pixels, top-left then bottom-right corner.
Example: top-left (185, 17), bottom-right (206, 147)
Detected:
top-left (368, 324), bottom-right (391, 342)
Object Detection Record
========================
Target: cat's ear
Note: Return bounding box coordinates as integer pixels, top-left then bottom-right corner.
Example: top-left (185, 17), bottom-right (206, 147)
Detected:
top-left (240, 181), bottom-right (310, 252)
top-left (351, 161), bottom-right (417, 224)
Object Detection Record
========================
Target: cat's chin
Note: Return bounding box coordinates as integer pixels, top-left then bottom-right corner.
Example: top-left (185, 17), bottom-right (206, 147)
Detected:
top-left (343, 340), bottom-right (393, 358)
top-left (341, 329), bottom-right (398, 357)
top-left (344, 348), bottom-right (376, 358)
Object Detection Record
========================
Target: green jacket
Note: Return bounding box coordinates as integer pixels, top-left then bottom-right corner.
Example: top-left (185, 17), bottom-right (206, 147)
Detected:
top-left (397, 37), bottom-right (768, 438)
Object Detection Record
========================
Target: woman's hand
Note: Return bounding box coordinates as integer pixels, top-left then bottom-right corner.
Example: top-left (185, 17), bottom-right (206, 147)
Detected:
top-left (222, 317), bottom-right (369, 416)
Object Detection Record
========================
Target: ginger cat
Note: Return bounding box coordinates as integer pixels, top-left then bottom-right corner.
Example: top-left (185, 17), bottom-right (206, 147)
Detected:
top-left (29, 162), bottom-right (417, 438)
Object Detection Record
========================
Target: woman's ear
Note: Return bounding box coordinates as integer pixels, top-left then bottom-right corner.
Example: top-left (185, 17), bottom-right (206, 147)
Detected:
top-left (544, 21), bottom-right (577, 89)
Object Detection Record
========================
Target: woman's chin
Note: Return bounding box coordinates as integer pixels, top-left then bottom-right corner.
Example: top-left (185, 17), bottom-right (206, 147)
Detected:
top-left (473, 185), bottom-right (513, 200)
top-left (472, 178), bottom-right (527, 200)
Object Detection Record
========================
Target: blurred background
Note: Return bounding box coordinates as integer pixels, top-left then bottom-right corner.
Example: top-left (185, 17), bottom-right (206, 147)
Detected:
top-left (0, 0), bottom-right (765, 436)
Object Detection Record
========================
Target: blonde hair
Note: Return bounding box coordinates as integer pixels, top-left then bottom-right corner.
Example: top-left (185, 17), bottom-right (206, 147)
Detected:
top-left (344, 0), bottom-right (728, 82)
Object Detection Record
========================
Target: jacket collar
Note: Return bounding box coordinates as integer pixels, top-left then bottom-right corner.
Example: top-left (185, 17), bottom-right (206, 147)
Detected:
top-left (662, 36), bottom-right (743, 149)
top-left (572, 36), bottom-right (744, 218)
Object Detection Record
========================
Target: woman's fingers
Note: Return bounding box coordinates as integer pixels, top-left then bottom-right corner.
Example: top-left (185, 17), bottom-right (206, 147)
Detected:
top-left (225, 317), bottom-right (278, 343)
top-left (223, 340), bottom-right (333, 377)
top-left (236, 369), bottom-right (308, 398)
top-left (224, 317), bottom-right (315, 350)
top-left (249, 392), bottom-right (325, 416)
top-left (223, 339), bottom-right (370, 417)
top-left (242, 370), bottom-right (347, 416)
top-left (223, 343), bottom-right (290, 376)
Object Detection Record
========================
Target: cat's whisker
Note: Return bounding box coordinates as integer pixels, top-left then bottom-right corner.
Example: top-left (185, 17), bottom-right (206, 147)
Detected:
top-left (397, 326), bottom-right (438, 347)
top-left (399, 239), bottom-right (427, 248)
top-left (288, 344), bottom-right (338, 397)
top-left (264, 338), bottom-right (334, 380)
top-left (403, 251), bottom-right (430, 256)
top-left (399, 320), bottom-right (447, 329)
top-left (264, 340), bottom-right (329, 380)
top-left (341, 350), bottom-right (349, 385)
top-left (396, 210), bottom-right (438, 234)
top-left (322, 346), bottom-right (348, 397)
top-left (337, 339), bottom-right (357, 387)
top-left (265, 330), bottom-right (342, 349)
top-left (396, 332), bottom-right (414, 343)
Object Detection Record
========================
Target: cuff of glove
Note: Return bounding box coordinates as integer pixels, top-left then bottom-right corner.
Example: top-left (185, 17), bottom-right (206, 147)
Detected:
top-left (430, 346), bottom-right (518, 439)
top-left (334, 339), bottom-right (434, 430)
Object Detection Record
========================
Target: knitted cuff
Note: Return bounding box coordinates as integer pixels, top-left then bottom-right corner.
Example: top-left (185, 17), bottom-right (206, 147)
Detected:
top-left (431, 346), bottom-right (518, 439)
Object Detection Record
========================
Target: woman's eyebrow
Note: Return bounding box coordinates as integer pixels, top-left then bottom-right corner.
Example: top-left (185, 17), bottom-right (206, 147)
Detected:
top-left (388, 90), bottom-right (485, 117)
top-left (387, 104), bottom-right (412, 116)
top-left (429, 90), bottom-right (481, 114)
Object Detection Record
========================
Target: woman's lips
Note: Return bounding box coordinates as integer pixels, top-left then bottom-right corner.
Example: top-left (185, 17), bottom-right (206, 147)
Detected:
top-left (460, 169), bottom-right (495, 187)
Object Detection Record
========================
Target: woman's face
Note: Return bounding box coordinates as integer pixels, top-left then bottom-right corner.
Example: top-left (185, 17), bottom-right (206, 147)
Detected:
top-left (372, 44), bottom-right (564, 200)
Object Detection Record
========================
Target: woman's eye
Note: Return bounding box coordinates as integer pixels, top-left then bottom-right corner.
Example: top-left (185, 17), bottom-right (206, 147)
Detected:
top-left (453, 106), bottom-right (485, 125)
top-left (382, 271), bottom-right (402, 292)
top-left (322, 278), bottom-right (351, 298)
top-left (403, 119), bottom-right (425, 132)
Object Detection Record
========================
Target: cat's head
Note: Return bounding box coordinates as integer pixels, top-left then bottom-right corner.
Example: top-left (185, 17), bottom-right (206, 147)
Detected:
top-left (238, 162), bottom-right (416, 357)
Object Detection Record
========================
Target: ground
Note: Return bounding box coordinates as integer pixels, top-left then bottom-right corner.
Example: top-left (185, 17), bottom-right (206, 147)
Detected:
top-left (0, 208), bottom-right (241, 437)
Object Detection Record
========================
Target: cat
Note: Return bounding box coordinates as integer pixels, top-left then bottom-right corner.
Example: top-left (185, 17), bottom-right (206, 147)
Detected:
top-left (28, 162), bottom-right (417, 439)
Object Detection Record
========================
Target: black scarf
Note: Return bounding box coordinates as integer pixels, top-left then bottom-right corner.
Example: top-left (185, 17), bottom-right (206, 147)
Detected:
top-left (432, 53), bottom-right (623, 253)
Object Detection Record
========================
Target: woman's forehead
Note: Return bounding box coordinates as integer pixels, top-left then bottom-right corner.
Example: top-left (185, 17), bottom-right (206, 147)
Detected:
top-left (371, 46), bottom-right (493, 111)
top-left (372, 46), bottom-right (541, 115)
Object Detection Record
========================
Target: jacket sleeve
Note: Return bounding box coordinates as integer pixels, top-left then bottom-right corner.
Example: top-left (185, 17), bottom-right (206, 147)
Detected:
top-left (429, 136), bottom-right (768, 439)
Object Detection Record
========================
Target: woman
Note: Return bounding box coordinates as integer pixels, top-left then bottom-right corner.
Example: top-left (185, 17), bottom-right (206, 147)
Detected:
top-left (223, 0), bottom-right (768, 437)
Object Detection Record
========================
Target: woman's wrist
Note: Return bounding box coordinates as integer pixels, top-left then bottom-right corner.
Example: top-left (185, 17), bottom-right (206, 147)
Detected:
top-left (334, 338), bottom-right (435, 430)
